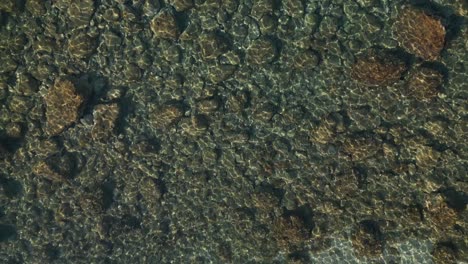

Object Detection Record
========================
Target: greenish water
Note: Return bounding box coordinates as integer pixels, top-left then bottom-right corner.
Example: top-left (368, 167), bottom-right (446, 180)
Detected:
top-left (0, 0), bottom-right (466, 263)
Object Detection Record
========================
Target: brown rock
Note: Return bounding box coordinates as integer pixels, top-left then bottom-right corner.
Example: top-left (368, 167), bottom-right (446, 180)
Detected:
top-left (139, 177), bottom-right (162, 214)
top-left (16, 73), bottom-right (39, 96)
top-left (33, 161), bottom-right (68, 183)
top-left (68, 0), bottom-right (95, 28)
top-left (432, 242), bottom-right (458, 264)
top-left (149, 104), bottom-right (184, 129)
top-left (68, 32), bottom-right (97, 59)
top-left (251, 0), bottom-right (275, 19)
top-left (293, 49), bottom-right (319, 70)
top-left (393, 7), bottom-right (446, 61)
top-left (342, 136), bottom-right (380, 161)
top-left (179, 115), bottom-right (210, 136)
top-left (273, 215), bottom-right (310, 251)
top-left (91, 103), bottom-right (120, 141)
top-left (311, 121), bottom-right (335, 144)
top-left (207, 63), bottom-right (237, 83)
top-left (44, 79), bottom-right (84, 136)
top-left (351, 49), bottom-right (407, 86)
top-left (198, 32), bottom-right (228, 60)
top-left (150, 9), bottom-right (179, 40)
top-left (406, 67), bottom-right (443, 101)
top-left (26, 0), bottom-right (46, 17)
top-left (246, 38), bottom-right (278, 65)
top-left (5, 123), bottom-right (24, 139)
top-left (351, 220), bottom-right (383, 258)
top-left (169, 0), bottom-right (193, 12)
top-left (0, 0), bottom-right (15, 13)
top-left (425, 194), bottom-right (458, 232)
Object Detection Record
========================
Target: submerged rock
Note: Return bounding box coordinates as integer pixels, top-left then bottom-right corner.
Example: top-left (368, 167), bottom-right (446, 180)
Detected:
top-left (351, 220), bottom-right (383, 258)
top-left (272, 215), bottom-right (310, 252)
top-left (43, 79), bottom-right (85, 136)
top-left (68, 32), bottom-right (97, 59)
top-left (406, 66), bottom-right (444, 101)
top-left (246, 38), bottom-right (278, 65)
top-left (25, 0), bottom-right (46, 17)
top-left (68, 0), bottom-right (95, 28)
top-left (169, 0), bottom-right (193, 12)
top-left (149, 104), bottom-right (184, 129)
top-left (351, 49), bottom-right (407, 86)
top-left (150, 8), bottom-right (179, 40)
top-left (91, 103), bottom-right (120, 141)
top-left (198, 32), bottom-right (228, 61)
top-left (33, 161), bottom-right (68, 183)
top-left (392, 7), bottom-right (446, 61)
top-left (0, 0), bottom-right (15, 13)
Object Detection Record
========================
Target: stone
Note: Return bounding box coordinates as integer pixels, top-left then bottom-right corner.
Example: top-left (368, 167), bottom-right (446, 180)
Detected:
top-left (351, 220), bottom-right (383, 257)
top-left (169, 0), bottom-right (193, 12)
top-left (207, 63), bottom-right (237, 83)
top-left (431, 243), bottom-right (458, 264)
top-left (68, 0), bottom-right (95, 28)
top-left (16, 73), bottom-right (39, 96)
top-left (219, 51), bottom-right (241, 65)
top-left (158, 41), bottom-right (180, 63)
top-left (246, 38), bottom-right (278, 65)
top-left (293, 49), bottom-right (319, 70)
top-left (8, 96), bottom-right (33, 114)
top-left (272, 215), bottom-right (310, 251)
top-left (198, 32), bottom-right (228, 60)
top-left (44, 79), bottom-right (85, 136)
top-left (179, 115), bottom-right (210, 136)
top-left (149, 104), bottom-right (184, 129)
top-left (284, 0), bottom-right (304, 18)
top-left (425, 194), bottom-right (458, 232)
top-left (0, 82), bottom-right (7, 100)
top-left (258, 14), bottom-right (278, 35)
top-left (311, 119), bottom-right (336, 144)
top-left (101, 31), bottom-right (122, 50)
top-left (139, 177), bottom-right (162, 213)
top-left (351, 49), bottom-right (407, 86)
top-left (0, 57), bottom-right (18, 73)
top-left (197, 99), bottom-right (219, 114)
top-left (342, 136), bottom-right (380, 161)
top-left (91, 103), bottom-right (120, 141)
top-left (318, 16), bottom-right (340, 39)
top-left (33, 36), bottom-right (56, 53)
top-left (30, 63), bottom-right (56, 81)
top-left (0, 0), bottom-right (15, 13)
top-left (150, 9), bottom-right (179, 40)
top-left (26, 0), bottom-right (46, 17)
top-left (406, 67), bottom-right (443, 101)
top-left (251, 0), bottom-right (274, 19)
top-left (102, 7), bottom-right (120, 22)
top-left (68, 32), bottom-right (97, 59)
top-left (123, 64), bottom-right (142, 82)
top-left (392, 7), bottom-right (446, 61)
top-left (33, 161), bottom-right (68, 183)
top-left (5, 123), bottom-right (24, 139)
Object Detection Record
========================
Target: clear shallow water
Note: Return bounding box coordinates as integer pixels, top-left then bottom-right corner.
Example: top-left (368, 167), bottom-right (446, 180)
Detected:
top-left (0, 0), bottom-right (466, 263)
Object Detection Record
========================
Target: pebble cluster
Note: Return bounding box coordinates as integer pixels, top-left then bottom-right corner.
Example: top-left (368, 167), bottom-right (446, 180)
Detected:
top-left (0, 0), bottom-right (466, 263)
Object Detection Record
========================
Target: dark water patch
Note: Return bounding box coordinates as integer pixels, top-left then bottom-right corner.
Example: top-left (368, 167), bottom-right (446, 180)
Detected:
top-left (0, 224), bottom-right (17, 242)
top-left (441, 188), bottom-right (467, 212)
top-left (0, 175), bottom-right (22, 198)
top-left (284, 204), bottom-right (315, 231)
top-left (115, 94), bottom-right (132, 136)
top-left (45, 244), bottom-right (61, 261)
top-left (0, 136), bottom-right (23, 156)
top-left (101, 180), bottom-right (116, 210)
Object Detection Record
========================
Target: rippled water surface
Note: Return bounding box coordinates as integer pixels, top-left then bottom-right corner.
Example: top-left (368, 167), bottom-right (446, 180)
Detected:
top-left (0, 0), bottom-right (466, 263)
